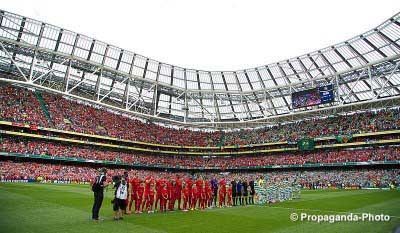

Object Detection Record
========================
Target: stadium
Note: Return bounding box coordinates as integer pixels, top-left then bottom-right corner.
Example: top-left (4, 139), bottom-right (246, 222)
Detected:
top-left (0, 3), bottom-right (399, 233)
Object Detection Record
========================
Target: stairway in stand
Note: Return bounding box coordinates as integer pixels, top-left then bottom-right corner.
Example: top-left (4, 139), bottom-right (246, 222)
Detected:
top-left (34, 91), bottom-right (52, 125)
top-left (217, 133), bottom-right (226, 148)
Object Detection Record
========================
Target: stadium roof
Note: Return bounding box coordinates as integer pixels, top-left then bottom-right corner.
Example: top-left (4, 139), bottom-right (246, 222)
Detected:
top-left (0, 10), bottom-right (400, 129)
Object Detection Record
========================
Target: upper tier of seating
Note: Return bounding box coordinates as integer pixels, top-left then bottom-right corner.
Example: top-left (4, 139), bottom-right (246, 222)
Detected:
top-left (1, 84), bottom-right (400, 147)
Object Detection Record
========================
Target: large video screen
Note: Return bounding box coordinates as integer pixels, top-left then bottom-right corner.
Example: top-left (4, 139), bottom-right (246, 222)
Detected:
top-left (292, 85), bottom-right (334, 108)
top-left (319, 84), bottom-right (334, 104)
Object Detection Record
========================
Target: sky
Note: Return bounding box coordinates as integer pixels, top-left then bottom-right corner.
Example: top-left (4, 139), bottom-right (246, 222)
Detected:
top-left (2, 0), bottom-right (399, 71)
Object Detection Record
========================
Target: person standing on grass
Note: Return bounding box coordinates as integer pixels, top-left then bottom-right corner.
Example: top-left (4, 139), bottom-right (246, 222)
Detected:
top-left (91, 168), bottom-right (109, 221)
top-left (249, 178), bottom-right (255, 205)
top-left (226, 184), bottom-right (232, 207)
top-left (243, 179), bottom-right (249, 206)
top-left (113, 176), bottom-right (128, 220)
top-left (167, 180), bottom-right (176, 211)
top-left (231, 178), bottom-right (237, 206)
top-left (128, 173), bottom-right (139, 214)
top-left (182, 181), bottom-right (190, 211)
top-left (211, 177), bottom-right (218, 207)
top-left (135, 181), bottom-right (145, 214)
top-left (218, 178), bottom-right (226, 207)
top-left (205, 181), bottom-right (213, 208)
top-left (191, 183), bottom-right (199, 210)
top-left (145, 181), bottom-right (156, 213)
top-left (236, 179), bottom-right (243, 206)
top-left (175, 175), bottom-right (183, 210)
top-left (160, 182), bottom-right (169, 212)
top-left (123, 171), bottom-right (132, 215)
top-left (142, 175), bottom-right (153, 212)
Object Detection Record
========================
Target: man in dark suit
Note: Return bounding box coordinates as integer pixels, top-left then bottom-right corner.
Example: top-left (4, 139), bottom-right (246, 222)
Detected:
top-left (91, 168), bottom-right (109, 221)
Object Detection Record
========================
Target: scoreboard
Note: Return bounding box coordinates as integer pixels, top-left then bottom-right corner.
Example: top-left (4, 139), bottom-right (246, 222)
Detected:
top-left (292, 84), bottom-right (334, 108)
top-left (319, 84), bottom-right (334, 104)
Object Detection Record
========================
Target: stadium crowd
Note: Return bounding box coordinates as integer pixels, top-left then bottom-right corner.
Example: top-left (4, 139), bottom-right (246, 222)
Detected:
top-left (0, 85), bottom-right (48, 126)
top-left (2, 161), bottom-right (397, 189)
top-left (43, 93), bottom-right (219, 147)
top-left (1, 85), bottom-right (400, 147)
top-left (1, 137), bottom-right (399, 168)
top-left (0, 158), bottom-right (400, 217)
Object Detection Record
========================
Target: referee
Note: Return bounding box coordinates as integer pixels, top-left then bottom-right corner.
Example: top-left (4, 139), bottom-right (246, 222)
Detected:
top-left (91, 168), bottom-right (109, 221)
top-left (211, 177), bottom-right (218, 208)
top-left (249, 179), bottom-right (255, 205)
top-left (231, 179), bottom-right (237, 206)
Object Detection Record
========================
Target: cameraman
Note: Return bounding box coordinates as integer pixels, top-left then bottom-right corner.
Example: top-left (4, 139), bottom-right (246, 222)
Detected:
top-left (113, 175), bottom-right (128, 220)
top-left (91, 168), bottom-right (109, 221)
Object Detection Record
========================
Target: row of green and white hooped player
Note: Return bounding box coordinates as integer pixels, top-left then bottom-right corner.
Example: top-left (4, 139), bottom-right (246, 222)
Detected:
top-left (254, 180), bottom-right (301, 204)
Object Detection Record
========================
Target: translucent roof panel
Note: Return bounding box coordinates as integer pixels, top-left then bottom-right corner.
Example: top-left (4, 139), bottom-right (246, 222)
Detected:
top-left (0, 10), bottom-right (399, 127)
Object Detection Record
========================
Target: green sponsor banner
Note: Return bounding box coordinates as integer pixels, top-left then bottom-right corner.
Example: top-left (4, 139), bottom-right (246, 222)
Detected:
top-left (297, 138), bottom-right (315, 151)
top-left (336, 134), bottom-right (353, 143)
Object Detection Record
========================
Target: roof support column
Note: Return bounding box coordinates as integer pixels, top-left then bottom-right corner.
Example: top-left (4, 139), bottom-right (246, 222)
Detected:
top-left (153, 63), bottom-right (161, 116)
top-left (196, 71), bottom-right (205, 119)
top-left (95, 44), bottom-right (109, 101)
top-left (233, 72), bottom-right (252, 119)
top-left (124, 53), bottom-right (136, 109)
top-left (168, 66), bottom-right (174, 114)
top-left (28, 22), bottom-right (45, 83)
top-left (183, 69), bottom-right (188, 122)
top-left (255, 68), bottom-right (277, 115)
top-left (209, 72), bottom-right (220, 121)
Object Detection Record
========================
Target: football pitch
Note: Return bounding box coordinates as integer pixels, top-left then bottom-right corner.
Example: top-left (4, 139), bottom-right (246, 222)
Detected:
top-left (0, 183), bottom-right (399, 233)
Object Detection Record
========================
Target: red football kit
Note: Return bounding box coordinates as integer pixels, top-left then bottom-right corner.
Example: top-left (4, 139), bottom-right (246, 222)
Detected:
top-left (218, 179), bottom-right (227, 207)
top-left (168, 181), bottom-right (176, 211)
top-left (145, 187), bottom-right (155, 211)
top-left (143, 177), bottom-right (155, 211)
top-left (205, 183), bottom-right (213, 207)
top-left (154, 178), bottom-right (163, 209)
top-left (191, 185), bottom-right (199, 209)
top-left (129, 177), bottom-right (140, 211)
top-left (227, 186), bottom-right (233, 206)
top-left (175, 178), bottom-right (182, 209)
top-left (135, 185), bottom-right (144, 212)
top-left (182, 186), bottom-right (190, 210)
top-left (200, 187), bottom-right (207, 209)
top-left (160, 186), bottom-right (169, 212)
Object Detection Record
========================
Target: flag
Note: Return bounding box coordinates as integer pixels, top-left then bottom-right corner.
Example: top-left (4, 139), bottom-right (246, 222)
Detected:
top-left (12, 122), bottom-right (25, 128)
top-left (29, 124), bottom-right (38, 131)
top-left (297, 138), bottom-right (315, 151)
top-left (336, 134), bottom-right (353, 143)
top-left (97, 125), bottom-right (105, 130)
top-left (63, 118), bottom-right (72, 124)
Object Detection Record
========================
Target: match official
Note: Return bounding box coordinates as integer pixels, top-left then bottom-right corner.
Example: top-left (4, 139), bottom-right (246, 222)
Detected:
top-left (91, 168), bottom-right (109, 221)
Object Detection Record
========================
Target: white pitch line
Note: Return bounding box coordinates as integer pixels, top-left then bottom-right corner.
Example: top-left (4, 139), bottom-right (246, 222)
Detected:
top-left (263, 206), bottom-right (400, 219)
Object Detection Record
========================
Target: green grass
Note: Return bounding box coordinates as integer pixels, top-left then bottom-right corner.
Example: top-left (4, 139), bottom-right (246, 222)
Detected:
top-left (0, 183), bottom-right (399, 233)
